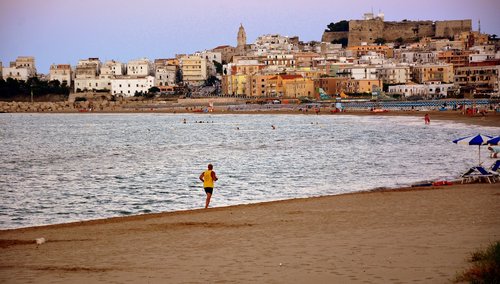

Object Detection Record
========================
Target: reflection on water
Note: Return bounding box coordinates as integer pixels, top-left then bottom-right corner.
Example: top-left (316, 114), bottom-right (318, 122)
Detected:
top-left (0, 113), bottom-right (498, 229)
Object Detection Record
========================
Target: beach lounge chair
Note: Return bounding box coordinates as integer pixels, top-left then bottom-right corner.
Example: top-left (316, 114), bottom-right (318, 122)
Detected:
top-left (491, 160), bottom-right (500, 173)
top-left (461, 166), bottom-right (496, 184)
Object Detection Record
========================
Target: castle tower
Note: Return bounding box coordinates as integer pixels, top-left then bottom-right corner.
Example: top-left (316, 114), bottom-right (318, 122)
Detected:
top-left (237, 24), bottom-right (247, 54)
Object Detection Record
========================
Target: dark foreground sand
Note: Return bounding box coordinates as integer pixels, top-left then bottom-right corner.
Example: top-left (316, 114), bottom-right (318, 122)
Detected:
top-left (1, 183), bottom-right (499, 283)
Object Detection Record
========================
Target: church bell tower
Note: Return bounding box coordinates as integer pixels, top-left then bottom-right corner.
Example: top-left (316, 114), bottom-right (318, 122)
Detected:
top-left (237, 24), bottom-right (246, 54)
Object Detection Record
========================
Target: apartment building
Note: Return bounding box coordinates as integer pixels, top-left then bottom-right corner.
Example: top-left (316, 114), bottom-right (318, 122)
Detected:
top-left (251, 34), bottom-right (297, 55)
top-left (282, 76), bottom-right (315, 98)
top-left (111, 76), bottom-right (155, 96)
top-left (212, 45), bottom-right (236, 64)
top-left (49, 64), bottom-right (72, 86)
top-left (437, 50), bottom-right (474, 68)
top-left (411, 63), bottom-right (454, 83)
top-left (101, 60), bottom-right (125, 76)
top-left (347, 45), bottom-right (393, 58)
top-left (223, 74), bottom-right (248, 96)
top-left (294, 52), bottom-right (319, 68)
top-left (195, 50), bottom-right (222, 64)
top-left (74, 58), bottom-right (102, 92)
top-left (267, 74), bottom-right (303, 97)
top-left (127, 59), bottom-right (153, 76)
top-left (248, 74), bottom-right (275, 97)
top-left (454, 61), bottom-right (500, 96)
top-left (262, 54), bottom-right (295, 68)
top-left (376, 64), bottom-right (411, 84)
top-left (2, 56), bottom-right (37, 81)
top-left (387, 82), bottom-right (454, 98)
top-left (338, 65), bottom-right (378, 80)
top-left (180, 55), bottom-right (208, 86)
top-left (394, 51), bottom-right (437, 64)
top-left (155, 63), bottom-right (177, 87)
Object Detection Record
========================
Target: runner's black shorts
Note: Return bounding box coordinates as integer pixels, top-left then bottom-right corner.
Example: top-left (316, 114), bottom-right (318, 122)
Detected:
top-left (204, 187), bottom-right (213, 194)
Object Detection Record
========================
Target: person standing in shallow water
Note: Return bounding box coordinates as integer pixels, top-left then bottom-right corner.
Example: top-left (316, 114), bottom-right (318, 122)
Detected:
top-left (424, 113), bottom-right (430, 125)
top-left (199, 164), bottom-right (218, 208)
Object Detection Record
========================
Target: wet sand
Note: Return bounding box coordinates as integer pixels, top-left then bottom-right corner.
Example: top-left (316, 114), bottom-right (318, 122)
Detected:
top-left (1, 183), bottom-right (499, 283)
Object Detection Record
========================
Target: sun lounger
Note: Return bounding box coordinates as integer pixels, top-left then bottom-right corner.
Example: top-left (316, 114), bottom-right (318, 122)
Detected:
top-left (491, 160), bottom-right (500, 173)
top-left (461, 166), bottom-right (496, 184)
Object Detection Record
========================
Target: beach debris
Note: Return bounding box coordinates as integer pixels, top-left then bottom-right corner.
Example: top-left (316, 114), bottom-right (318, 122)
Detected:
top-left (35, 237), bottom-right (46, 245)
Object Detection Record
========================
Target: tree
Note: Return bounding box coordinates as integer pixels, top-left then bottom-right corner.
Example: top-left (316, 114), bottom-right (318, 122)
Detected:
top-left (326, 20), bottom-right (349, 32)
top-left (331, 37), bottom-right (348, 47)
top-left (205, 75), bottom-right (220, 87)
top-left (148, 86), bottom-right (160, 93)
top-left (374, 38), bottom-right (386, 45)
top-left (175, 69), bottom-right (183, 84)
top-left (213, 60), bottom-right (223, 75)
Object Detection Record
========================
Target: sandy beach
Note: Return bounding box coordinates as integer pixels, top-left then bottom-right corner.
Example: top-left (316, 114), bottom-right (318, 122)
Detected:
top-left (1, 183), bottom-right (499, 283)
top-left (1, 111), bottom-right (499, 283)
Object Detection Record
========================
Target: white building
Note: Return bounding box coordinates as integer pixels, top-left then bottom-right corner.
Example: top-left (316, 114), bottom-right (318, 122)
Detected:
top-left (111, 76), bottom-right (155, 96)
top-left (195, 50), bottom-right (222, 64)
top-left (262, 54), bottom-right (296, 68)
top-left (388, 82), bottom-right (454, 98)
top-left (376, 64), bottom-right (411, 84)
top-left (101, 60), bottom-right (125, 76)
top-left (2, 56), bottom-right (37, 81)
top-left (49, 64), bottom-right (72, 86)
top-left (155, 64), bottom-right (177, 87)
top-left (395, 51), bottom-right (438, 64)
top-left (339, 65), bottom-right (379, 80)
top-left (251, 34), bottom-right (298, 56)
top-left (74, 58), bottom-right (101, 92)
top-left (127, 58), bottom-right (153, 76)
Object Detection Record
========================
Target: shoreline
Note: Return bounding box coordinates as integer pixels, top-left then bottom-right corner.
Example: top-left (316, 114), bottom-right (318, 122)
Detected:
top-left (0, 182), bottom-right (458, 232)
top-left (1, 183), bottom-right (499, 283)
top-left (3, 108), bottom-right (500, 127)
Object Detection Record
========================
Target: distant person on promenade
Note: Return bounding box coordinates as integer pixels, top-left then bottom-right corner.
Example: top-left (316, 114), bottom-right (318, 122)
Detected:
top-left (199, 164), bottom-right (218, 209)
top-left (424, 113), bottom-right (430, 125)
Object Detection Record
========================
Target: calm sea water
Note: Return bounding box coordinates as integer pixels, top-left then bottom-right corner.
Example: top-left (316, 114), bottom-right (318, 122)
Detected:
top-left (0, 113), bottom-right (498, 229)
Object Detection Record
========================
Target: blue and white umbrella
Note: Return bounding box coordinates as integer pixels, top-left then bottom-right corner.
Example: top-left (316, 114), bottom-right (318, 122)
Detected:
top-left (453, 134), bottom-right (493, 165)
top-left (487, 136), bottom-right (500, 145)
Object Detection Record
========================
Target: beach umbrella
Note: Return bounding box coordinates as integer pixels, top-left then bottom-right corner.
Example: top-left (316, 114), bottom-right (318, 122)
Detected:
top-left (453, 134), bottom-right (493, 165)
top-left (487, 136), bottom-right (500, 145)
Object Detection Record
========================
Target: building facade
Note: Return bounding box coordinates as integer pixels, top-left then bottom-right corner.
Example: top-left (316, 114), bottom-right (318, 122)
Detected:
top-left (49, 64), bottom-right (72, 86)
top-left (111, 76), bottom-right (155, 96)
top-left (2, 56), bottom-right (37, 81)
top-left (180, 55), bottom-right (208, 86)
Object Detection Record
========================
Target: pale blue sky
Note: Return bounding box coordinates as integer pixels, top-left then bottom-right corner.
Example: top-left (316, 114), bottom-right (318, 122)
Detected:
top-left (1, 0), bottom-right (499, 73)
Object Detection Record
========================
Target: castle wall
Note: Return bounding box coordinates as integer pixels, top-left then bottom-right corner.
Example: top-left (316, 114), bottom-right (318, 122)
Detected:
top-left (321, 19), bottom-right (472, 46)
top-left (348, 20), bottom-right (384, 46)
top-left (383, 21), bottom-right (434, 41)
top-left (321, 31), bottom-right (349, 43)
top-left (435, 20), bottom-right (472, 38)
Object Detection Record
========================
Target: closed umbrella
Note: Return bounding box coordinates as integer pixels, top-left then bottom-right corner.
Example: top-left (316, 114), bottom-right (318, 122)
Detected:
top-left (453, 134), bottom-right (493, 165)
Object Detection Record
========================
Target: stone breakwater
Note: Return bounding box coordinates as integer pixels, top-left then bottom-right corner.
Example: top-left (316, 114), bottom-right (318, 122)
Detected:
top-left (0, 100), bottom-right (133, 113)
top-left (0, 97), bottom-right (247, 113)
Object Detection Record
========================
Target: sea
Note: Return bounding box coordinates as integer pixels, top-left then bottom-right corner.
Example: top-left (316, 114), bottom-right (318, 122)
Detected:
top-left (1, 113), bottom-right (498, 229)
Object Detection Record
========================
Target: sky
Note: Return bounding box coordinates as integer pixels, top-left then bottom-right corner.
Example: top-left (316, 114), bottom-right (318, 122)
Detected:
top-left (1, 0), bottom-right (499, 73)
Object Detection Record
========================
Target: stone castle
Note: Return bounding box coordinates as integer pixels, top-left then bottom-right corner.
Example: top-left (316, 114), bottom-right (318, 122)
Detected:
top-left (322, 17), bottom-right (472, 46)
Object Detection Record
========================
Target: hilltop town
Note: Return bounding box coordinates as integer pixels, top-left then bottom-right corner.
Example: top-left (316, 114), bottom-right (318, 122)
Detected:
top-left (1, 12), bottom-right (499, 111)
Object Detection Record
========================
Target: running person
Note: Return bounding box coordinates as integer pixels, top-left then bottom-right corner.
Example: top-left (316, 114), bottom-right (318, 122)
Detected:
top-left (199, 164), bottom-right (218, 208)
